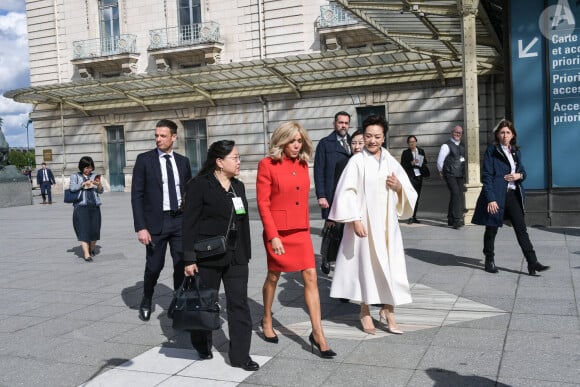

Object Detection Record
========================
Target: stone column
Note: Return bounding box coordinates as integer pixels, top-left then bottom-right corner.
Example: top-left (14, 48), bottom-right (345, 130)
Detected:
top-left (459, 0), bottom-right (482, 220)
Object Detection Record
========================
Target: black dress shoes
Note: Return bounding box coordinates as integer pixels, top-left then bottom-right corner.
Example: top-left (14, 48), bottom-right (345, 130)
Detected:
top-left (139, 296), bottom-right (152, 321)
top-left (232, 359), bottom-right (259, 371)
top-left (197, 350), bottom-right (213, 360)
top-left (528, 261), bottom-right (550, 276)
top-left (484, 260), bottom-right (499, 273)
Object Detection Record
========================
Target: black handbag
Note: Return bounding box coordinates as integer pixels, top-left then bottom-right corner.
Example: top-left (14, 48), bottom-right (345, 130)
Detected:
top-left (171, 275), bottom-right (222, 331)
top-left (193, 236), bottom-right (227, 259)
top-left (320, 223), bottom-right (343, 274)
top-left (64, 189), bottom-right (81, 203)
top-left (193, 206), bottom-right (234, 260)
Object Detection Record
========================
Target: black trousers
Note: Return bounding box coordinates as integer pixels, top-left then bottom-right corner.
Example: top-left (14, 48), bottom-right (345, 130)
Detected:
top-left (40, 182), bottom-right (52, 202)
top-left (190, 263), bottom-right (252, 365)
top-left (483, 189), bottom-right (538, 264)
top-left (142, 213), bottom-right (185, 299)
top-left (410, 177), bottom-right (422, 219)
top-left (444, 175), bottom-right (465, 225)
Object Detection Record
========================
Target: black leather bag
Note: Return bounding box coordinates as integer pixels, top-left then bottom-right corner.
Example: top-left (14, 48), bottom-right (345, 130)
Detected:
top-left (193, 236), bottom-right (227, 259)
top-left (64, 189), bottom-right (81, 203)
top-left (193, 206), bottom-right (234, 260)
top-left (320, 223), bottom-right (343, 273)
top-left (420, 164), bottom-right (431, 178)
top-left (171, 275), bottom-right (221, 331)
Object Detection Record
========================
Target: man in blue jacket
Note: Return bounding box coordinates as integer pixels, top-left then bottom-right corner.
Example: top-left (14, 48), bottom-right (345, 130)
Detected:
top-left (314, 111), bottom-right (351, 220)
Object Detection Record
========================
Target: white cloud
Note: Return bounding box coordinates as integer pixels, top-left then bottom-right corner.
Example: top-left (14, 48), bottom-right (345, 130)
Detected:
top-left (0, 4), bottom-right (33, 148)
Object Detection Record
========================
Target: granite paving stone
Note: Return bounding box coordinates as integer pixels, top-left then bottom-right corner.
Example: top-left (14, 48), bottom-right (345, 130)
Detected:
top-left (0, 189), bottom-right (578, 387)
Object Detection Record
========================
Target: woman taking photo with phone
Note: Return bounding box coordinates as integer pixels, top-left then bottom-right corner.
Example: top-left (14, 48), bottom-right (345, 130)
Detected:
top-left (69, 156), bottom-right (103, 262)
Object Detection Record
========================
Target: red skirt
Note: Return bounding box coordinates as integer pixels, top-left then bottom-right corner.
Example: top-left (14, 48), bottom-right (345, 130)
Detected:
top-left (263, 228), bottom-right (315, 272)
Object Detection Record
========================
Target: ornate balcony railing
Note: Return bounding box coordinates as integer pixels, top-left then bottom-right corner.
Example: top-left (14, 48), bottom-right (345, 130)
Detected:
top-left (72, 34), bottom-right (138, 60)
top-left (319, 5), bottom-right (358, 28)
top-left (149, 22), bottom-right (222, 50)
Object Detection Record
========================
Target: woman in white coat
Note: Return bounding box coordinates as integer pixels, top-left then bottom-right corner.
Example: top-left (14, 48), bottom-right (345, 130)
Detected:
top-left (329, 115), bottom-right (416, 334)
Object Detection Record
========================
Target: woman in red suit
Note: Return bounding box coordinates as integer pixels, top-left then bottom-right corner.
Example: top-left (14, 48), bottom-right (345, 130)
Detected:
top-left (256, 121), bottom-right (336, 359)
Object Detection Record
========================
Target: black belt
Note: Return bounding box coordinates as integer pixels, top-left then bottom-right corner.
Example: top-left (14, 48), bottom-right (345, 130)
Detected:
top-left (163, 210), bottom-right (183, 216)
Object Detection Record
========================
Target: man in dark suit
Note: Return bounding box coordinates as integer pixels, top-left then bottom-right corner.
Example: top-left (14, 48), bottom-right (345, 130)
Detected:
top-left (36, 162), bottom-right (56, 204)
top-left (131, 119), bottom-right (192, 321)
top-left (314, 111), bottom-right (351, 219)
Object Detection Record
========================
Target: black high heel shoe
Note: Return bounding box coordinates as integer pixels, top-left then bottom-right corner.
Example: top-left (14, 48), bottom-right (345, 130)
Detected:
top-left (528, 262), bottom-right (550, 276)
top-left (260, 318), bottom-right (279, 343)
top-left (308, 333), bottom-right (336, 358)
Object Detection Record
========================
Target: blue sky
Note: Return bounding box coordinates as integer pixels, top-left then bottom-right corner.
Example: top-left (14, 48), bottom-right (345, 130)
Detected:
top-left (0, 0), bottom-right (33, 149)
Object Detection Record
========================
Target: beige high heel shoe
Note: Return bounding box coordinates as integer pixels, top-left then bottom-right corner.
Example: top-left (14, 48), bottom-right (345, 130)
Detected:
top-left (359, 304), bottom-right (376, 334)
top-left (378, 307), bottom-right (403, 335)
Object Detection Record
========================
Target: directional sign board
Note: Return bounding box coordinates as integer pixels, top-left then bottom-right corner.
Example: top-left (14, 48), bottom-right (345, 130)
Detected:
top-left (546, 0), bottom-right (580, 187)
top-left (510, 0), bottom-right (580, 188)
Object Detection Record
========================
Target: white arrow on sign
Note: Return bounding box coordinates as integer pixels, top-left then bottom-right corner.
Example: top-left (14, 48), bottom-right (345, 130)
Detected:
top-left (518, 37), bottom-right (539, 58)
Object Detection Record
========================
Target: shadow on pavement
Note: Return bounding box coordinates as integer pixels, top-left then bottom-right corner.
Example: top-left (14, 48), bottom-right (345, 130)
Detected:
top-left (405, 248), bottom-right (525, 275)
top-left (426, 368), bottom-right (511, 386)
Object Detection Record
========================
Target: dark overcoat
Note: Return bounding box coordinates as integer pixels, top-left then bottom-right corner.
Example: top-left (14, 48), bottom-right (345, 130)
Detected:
top-left (314, 131), bottom-right (351, 214)
top-left (471, 144), bottom-right (527, 227)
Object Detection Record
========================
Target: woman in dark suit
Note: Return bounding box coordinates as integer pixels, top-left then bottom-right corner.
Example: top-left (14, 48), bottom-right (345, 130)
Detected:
top-left (401, 135), bottom-right (428, 224)
top-left (182, 140), bottom-right (258, 371)
top-left (257, 121), bottom-right (336, 359)
top-left (472, 119), bottom-right (550, 276)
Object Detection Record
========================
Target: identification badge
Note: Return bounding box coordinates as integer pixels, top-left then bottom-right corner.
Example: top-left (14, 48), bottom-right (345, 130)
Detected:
top-left (460, 156), bottom-right (465, 162)
top-left (232, 197), bottom-right (246, 215)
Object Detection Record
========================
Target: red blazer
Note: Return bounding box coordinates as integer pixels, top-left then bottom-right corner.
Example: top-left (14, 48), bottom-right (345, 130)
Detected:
top-left (256, 156), bottom-right (310, 241)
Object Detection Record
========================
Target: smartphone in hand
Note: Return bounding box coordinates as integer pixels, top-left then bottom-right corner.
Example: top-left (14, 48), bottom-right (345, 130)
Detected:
top-left (94, 175), bottom-right (101, 184)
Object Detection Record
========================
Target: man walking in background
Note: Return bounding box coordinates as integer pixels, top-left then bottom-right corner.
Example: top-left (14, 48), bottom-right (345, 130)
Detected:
top-left (314, 111), bottom-right (352, 220)
top-left (437, 125), bottom-right (466, 229)
top-left (37, 162), bottom-right (55, 204)
top-left (131, 119), bottom-right (192, 321)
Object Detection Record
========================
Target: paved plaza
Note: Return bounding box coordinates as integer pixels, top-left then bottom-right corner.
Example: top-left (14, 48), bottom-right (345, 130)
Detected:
top-left (0, 183), bottom-right (579, 386)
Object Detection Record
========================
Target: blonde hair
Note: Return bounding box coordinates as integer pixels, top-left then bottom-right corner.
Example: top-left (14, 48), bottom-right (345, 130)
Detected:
top-left (268, 121), bottom-right (313, 162)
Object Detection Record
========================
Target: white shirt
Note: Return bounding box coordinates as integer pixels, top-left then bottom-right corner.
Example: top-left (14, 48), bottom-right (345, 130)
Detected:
top-left (501, 144), bottom-right (517, 190)
top-left (158, 150), bottom-right (181, 211)
top-left (436, 138), bottom-right (461, 172)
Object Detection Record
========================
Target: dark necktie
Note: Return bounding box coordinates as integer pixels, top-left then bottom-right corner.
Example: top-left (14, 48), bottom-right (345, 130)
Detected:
top-left (340, 137), bottom-right (350, 154)
top-left (163, 155), bottom-right (178, 211)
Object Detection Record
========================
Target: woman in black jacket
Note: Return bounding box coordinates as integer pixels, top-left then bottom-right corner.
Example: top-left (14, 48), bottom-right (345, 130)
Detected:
top-left (401, 135), bottom-right (429, 224)
top-left (182, 140), bottom-right (258, 371)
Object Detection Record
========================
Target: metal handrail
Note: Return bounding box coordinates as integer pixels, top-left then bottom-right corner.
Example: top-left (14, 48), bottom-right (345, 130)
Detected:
top-left (72, 34), bottom-right (137, 60)
top-left (149, 22), bottom-right (222, 50)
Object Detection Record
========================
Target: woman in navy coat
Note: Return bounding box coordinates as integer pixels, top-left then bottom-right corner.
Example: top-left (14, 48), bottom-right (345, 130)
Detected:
top-left (471, 119), bottom-right (550, 276)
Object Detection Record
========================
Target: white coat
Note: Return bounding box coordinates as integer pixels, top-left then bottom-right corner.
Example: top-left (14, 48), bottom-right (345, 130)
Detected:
top-left (328, 148), bottom-right (417, 306)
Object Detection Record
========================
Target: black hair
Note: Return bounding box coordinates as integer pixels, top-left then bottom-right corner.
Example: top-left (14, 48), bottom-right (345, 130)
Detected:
top-left (349, 129), bottom-right (363, 143)
top-left (196, 140), bottom-right (236, 177)
top-left (78, 156), bottom-right (95, 172)
top-left (362, 115), bottom-right (388, 135)
top-left (155, 119), bottom-right (178, 135)
top-left (407, 135), bottom-right (418, 143)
